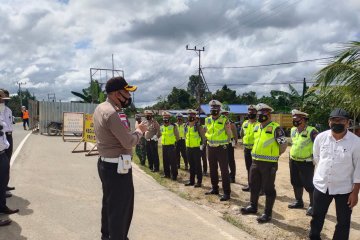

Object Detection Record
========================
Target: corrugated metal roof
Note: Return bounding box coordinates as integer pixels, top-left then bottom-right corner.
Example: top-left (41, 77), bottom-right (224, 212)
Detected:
top-left (200, 104), bottom-right (248, 114)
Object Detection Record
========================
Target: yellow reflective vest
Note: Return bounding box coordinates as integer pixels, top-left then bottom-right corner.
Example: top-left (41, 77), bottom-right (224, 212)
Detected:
top-left (205, 115), bottom-right (228, 146)
top-left (185, 123), bottom-right (201, 147)
top-left (176, 123), bottom-right (185, 139)
top-left (290, 126), bottom-right (316, 161)
top-left (161, 124), bottom-right (176, 145)
top-left (242, 120), bottom-right (258, 149)
top-left (252, 121), bottom-right (280, 162)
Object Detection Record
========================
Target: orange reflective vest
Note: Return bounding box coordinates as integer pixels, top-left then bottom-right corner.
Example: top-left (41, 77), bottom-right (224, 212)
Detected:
top-left (22, 110), bottom-right (29, 119)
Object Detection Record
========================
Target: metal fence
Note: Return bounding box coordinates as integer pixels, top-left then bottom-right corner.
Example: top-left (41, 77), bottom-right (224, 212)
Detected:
top-left (34, 101), bottom-right (98, 134)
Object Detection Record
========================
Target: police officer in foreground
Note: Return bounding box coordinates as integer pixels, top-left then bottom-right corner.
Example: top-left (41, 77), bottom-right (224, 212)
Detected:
top-left (240, 105), bottom-right (258, 192)
top-left (288, 110), bottom-right (318, 216)
top-left (241, 103), bottom-right (287, 223)
top-left (204, 100), bottom-right (233, 201)
top-left (0, 90), bottom-right (15, 195)
top-left (175, 113), bottom-right (188, 170)
top-left (143, 110), bottom-right (161, 172)
top-left (94, 76), bottom-right (147, 240)
top-left (221, 109), bottom-right (238, 183)
top-left (184, 109), bottom-right (206, 187)
top-left (160, 111), bottom-right (179, 180)
top-left (0, 90), bottom-right (19, 217)
top-left (135, 115), bottom-right (147, 166)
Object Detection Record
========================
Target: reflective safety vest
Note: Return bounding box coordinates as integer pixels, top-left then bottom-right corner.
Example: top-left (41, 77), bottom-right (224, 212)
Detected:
top-left (205, 115), bottom-right (228, 146)
top-left (242, 120), bottom-right (258, 149)
top-left (290, 126), bottom-right (316, 161)
top-left (160, 124), bottom-right (176, 145)
top-left (22, 110), bottom-right (29, 119)
top-left (185, 123), bottom-right (201, 148)
top-left (176, 123), bottom-right (185, 139)
top-left (252, 121), bottom-right (280, 162)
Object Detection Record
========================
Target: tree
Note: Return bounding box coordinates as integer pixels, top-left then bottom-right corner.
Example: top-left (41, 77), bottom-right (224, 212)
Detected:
top-left (239, 91), bottom-right (258, 104)
top-left (167, 87), bottom-right (192, 109)
top-left (71, 80), bottom-right (106, 103)
top-left (211, 85), bottom-right (239, 104)
top-left (187, 75), bottom-right (209, 104)
top-left (315, 41), bottom-right (360, 123)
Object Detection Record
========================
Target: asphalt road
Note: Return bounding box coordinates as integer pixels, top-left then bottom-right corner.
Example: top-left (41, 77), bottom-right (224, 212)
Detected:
top-left (0, 124), bottom-right (253, 240)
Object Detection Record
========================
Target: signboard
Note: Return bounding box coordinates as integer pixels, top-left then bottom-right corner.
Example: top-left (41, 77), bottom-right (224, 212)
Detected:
top-left (84, 114), bottom-right (96, 143)
top-left (63, 112), bottom-right (84, 134)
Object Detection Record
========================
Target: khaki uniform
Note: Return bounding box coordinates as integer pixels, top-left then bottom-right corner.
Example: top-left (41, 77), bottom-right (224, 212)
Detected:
top-left (143, 119), bottom-right (161, 171)
top-left (94, 98), bottom-right (142, 240)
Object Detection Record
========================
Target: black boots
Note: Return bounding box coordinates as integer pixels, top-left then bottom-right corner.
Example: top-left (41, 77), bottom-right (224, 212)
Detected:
top-left (241, 204), bottom-right (258, 214)
top-left (306, 191), bottom-right (314, 216)
top-left (288, 187), bottom-right (304, 209)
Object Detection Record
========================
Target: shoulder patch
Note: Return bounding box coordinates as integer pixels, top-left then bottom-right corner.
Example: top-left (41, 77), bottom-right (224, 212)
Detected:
top-left (118, 113), bottom-right (129, 129)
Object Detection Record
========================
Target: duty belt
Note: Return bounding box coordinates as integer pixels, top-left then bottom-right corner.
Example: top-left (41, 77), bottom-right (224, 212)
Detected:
top-left (100, 156), bottom-right (118, 163)
top-left (5, 132), bottom-right (12, 135)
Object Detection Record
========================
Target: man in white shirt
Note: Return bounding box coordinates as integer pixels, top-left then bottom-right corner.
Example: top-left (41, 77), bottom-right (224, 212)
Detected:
top-left (1, 90), bottom-right (15, 194)
top-left (310, 108), bottom-right (360, 240)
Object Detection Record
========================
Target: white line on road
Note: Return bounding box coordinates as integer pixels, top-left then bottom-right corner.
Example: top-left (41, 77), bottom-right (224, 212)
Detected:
top-left (10, 131), bottom-right (32, 168)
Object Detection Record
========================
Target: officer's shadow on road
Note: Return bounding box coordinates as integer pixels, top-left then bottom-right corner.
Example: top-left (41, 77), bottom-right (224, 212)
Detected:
top-left (8, 195), bottom-right (34, 216)
top-left (270, 219), bottom-right (331, 240)
top-left (0, 219), bottom-right (28, 240)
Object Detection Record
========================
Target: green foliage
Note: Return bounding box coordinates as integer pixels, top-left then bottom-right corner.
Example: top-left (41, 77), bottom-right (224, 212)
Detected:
top-left (71, 80), bottom-right (106, 103)
top-left (6, 90), bottom-right (36, 117)
top-left (212, 85), bottom-right (240, 103)
top-left (315, 41), bottom-right (360, 117)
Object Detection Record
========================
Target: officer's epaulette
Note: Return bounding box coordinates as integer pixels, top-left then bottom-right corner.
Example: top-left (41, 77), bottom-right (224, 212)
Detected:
top-left (265, 126), bottom-right (273, 134)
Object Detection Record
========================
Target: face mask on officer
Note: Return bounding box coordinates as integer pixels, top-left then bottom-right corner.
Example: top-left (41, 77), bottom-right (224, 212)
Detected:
top-left (177, 118), bottom-right (183, 123)
top-left (163, 118), bottom-right (170, 124)
top-left (188, 116), bottom-right (195, 122)
top-left (210, 109), bottom-right (219, 116)
top-left (248, 113), bottom-right (256, 119)
top-left (293, 119), bottom-right (302, 127)
top-left (258, 112), bottom-right (269, 123)
top-left (136, 117), bottom-right (141, 124)
top-left (146, 115), bottom-right (152, 120)
top-left (116, 90), bottom-right (132, 108)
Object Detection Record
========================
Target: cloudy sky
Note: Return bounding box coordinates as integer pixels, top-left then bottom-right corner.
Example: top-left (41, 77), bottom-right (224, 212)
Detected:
top-left (0, 0), bottom-right (359, 107)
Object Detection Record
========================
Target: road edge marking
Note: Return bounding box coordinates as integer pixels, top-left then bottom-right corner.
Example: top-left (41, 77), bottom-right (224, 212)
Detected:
top-left (10, 131), bottom-right (32, 168)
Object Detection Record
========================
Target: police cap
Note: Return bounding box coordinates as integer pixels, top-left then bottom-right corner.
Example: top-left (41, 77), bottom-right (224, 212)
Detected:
top-left (256, 103), bottom-right (274, 112)
top-left (0, 90), bottom-right (10, 100)
top-left (209, 99), bottom-right (222, 109)
top-left (144, 110), bottom-right (153, 115)
top-left (291, 109), bottom-right (308, 117)
top-left (105, 76), bottom-right (137, 93)
top-left (162, 111), bottom-right (171, 117)
top-left (187, 109), bottom-right (197, 115)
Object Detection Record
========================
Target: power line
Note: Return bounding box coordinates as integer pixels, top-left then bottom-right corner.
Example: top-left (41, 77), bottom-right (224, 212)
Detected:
top-left (207, 80), bottom-right (316, 87)
top-left (203, 57), bottom-right (333, 70)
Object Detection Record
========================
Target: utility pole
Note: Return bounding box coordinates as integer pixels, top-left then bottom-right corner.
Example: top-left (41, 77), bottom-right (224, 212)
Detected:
top-left (186, 45), bottom-right (205, 113)
top-left (112, 54), bottom-right (115, 77)
top-left (17, 81), bottom-right (26, 107)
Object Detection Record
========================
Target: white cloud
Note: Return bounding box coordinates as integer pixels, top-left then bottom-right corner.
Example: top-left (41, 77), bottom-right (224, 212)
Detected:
top-left (0, 0), bottom-right (359, 107)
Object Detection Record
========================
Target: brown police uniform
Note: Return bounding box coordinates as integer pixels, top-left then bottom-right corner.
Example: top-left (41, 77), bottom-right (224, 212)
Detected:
top-left (143, 116), bottom-right (161, 171)
top-left (94, 98), bottom-right (143, 240)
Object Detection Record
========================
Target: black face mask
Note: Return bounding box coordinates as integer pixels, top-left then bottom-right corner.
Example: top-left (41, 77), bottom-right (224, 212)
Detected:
top-left (331, 123), bottom-right (346, 133)
top-left (293, 120), bottom-right (302, 127)
top-left (118, 93), bottom-right (132, 108)
top-left (163, 119), bottom-right (169, 124)
top-left (4, 100), bottom-right (10, 106)
top-left (258, 114), bottom-right (268, 123)
top-left (146, 116), bottom-right (152, 120)
top-left (188, 117), bottom-right (195, 122)
top-left (210, 109), bottom-right (219, 116)
top-left (248, 113), bottom-right (256, 120)
top-left (136, 119), bottom-right (141, 124)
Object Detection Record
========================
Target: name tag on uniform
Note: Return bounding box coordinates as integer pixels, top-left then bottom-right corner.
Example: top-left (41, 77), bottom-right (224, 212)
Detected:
top-left (118, 113), bottom-right (129, 129)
